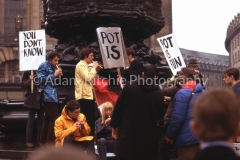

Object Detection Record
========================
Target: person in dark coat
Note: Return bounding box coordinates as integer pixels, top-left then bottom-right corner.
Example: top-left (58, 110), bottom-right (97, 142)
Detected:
top-left (187, 59), bottom-right (205, 89)
top-left (120, 47), bottom-right (144, 84)
top-left (95, 101), bottom-right (116, 160)
top-left (111, 65), bottom-right (165, 160)
top-left (21, 71), bottom-right (44, 147)
top-left (223, 67), bottom-right (240, 96)
top-left (191, 88), bottom-right (240, 160)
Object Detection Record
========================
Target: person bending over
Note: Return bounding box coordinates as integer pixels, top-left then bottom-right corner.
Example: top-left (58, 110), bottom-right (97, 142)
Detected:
top-left (54, 100), bottom-right (97, 159)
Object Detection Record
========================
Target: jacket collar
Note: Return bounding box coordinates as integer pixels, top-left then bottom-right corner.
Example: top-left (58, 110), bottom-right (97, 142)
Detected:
top-left (80, 60), bottom-right (88, 66)
top-left (182, 80), bottom-right (196, 91)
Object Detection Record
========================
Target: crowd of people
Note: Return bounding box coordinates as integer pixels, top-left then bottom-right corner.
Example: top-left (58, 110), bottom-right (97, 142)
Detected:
top-left (21, 47), bottom-right (240, 160)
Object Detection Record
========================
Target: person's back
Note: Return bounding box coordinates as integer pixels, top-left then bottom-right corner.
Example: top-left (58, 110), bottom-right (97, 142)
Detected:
top-left (165, 68), bottom-right (202, 160)
top-left (121, 48), bottom-right (144, 82)
top-left (191, 88), bottom-right (240, 160)
top-left (111, 65), bottom-right (165, 160)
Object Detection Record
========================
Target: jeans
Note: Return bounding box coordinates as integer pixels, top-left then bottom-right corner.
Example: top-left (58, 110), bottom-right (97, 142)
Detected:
top-left (40, 102), bottom-right (59, 145)
top-left (26, 107), bottom-right (44, 142)
top-left (98, 138), bottom-right (116, 160)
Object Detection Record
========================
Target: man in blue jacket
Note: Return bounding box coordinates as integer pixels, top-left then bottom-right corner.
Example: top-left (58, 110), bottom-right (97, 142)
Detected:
top-left (38, 51), bottom-right (62, 145)
top-left (166, 67), bottom-right (205, 160)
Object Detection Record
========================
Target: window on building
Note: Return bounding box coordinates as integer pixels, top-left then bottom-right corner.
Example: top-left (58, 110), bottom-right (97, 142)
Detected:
top-left (238, 36), bottom-right (239, 46)
top-left (239, 51), bottom-right (240, 62)
top-left (0, 63), bottom-right (5, 82)
top-left (8, 60), bottom-right (22, 83)
top-left (204, 58), bottom-right (210, 63)
top-left (239, 35), bottom-right (240, 46)
top-left (2, 0), bottom-right (26, 44)
top-left (0, 60), bottom-right (22, 83)
top-left (187, 56), bottom-right (193, 60)
top-left (197, 57), bottom-right (202, 62)
top-left (236, 52), bottom-right (238, 64)
top-left (233, 54), bottom-right (235, 65)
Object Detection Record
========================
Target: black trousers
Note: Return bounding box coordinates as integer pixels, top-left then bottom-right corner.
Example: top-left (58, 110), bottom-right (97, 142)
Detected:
top-left (63, 136), bottom-right (95, 153)
top-left (78, 99), bottom-right (96, 136)
top-left (40, 102), bottom-right (59, 145)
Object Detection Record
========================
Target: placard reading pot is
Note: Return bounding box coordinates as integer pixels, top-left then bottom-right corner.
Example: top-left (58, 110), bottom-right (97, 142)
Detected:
top-left (157, 33), bottom-right (186, 75)
top-left (19, 29), bottom-right (46, 71)
top-left (96, 27), bottom-right (129, 69)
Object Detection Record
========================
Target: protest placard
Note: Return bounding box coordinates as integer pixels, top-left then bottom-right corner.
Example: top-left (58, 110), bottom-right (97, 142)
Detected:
top-left (96, 27), bottom-right (129, 68)
top-left (19, 29), bottom-right (46, 71)
top-left (157, 33), bottom-right (186, 75)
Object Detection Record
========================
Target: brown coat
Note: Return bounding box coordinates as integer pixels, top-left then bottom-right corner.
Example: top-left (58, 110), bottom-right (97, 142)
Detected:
top-left (21, 71), bottom-right (42, 109)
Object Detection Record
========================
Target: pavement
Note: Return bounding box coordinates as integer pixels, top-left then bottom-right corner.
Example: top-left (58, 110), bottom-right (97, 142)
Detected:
top-left (0, 129), bottom-right (35, 160)
top-left (0, 128), bottom-right (116, 160)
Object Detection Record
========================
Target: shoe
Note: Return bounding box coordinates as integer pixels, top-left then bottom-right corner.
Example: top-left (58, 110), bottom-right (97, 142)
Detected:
top-left (26, 142), bottom-right (34, 148)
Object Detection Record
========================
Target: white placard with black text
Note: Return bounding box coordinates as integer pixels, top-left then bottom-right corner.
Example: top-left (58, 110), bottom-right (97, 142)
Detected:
top-left (157, 33), bottom-right (186, 75)
top-left (19, 29), bottom-right (46, 71)
top-left (96, 27), bottom-right (129, 68)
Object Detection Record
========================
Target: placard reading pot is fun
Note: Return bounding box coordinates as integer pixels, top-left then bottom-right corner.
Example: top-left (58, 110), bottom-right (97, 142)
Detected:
top-left (19, 29), bottom-right (46, 71)
top-left (157, 33), bottom-right (186, 75)
top-left (96, 27), bottom-right (129, 69)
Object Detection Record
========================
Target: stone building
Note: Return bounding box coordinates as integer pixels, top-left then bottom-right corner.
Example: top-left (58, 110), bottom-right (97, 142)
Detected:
top-left (225, 13), bottom-right (240, 68)
top-left (0, 0), bottom-right (57, 99)
top-left (180, 48), bottom-right (229, 89)
top-left (145, 0), bottom-right (172, 59)
top-left (0, 0), bottom-right (172, 100)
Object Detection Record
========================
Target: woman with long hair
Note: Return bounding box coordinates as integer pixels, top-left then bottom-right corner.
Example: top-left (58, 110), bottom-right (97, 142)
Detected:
top-left (95, 101), bottom-right (116, 160)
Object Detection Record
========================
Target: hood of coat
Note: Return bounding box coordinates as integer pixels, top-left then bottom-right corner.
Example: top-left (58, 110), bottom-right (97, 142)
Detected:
top-left (137, 77), bottom-right (160, 92)
top-left (61, 106), bottom-right (78, 121)
top-left (194, 83), bottom-right (204, 93)
top-left (182, 80), bottom-right (196, 91)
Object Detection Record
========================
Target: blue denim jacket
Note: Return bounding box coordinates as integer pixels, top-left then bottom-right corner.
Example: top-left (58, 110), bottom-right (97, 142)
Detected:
top-left (38, 61), bottom-right (58, 103)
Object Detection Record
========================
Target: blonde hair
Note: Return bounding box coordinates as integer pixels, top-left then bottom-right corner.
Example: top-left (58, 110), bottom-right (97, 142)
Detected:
top-left (101, 101), bottom-right (114, 124)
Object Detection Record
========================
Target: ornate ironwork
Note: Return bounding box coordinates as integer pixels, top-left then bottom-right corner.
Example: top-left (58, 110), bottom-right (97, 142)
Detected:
top-left (42, 0), bottom-right (171, 79)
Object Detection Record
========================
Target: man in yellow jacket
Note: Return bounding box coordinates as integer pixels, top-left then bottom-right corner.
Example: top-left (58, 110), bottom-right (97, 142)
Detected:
top-left (54, 100), bottom-right (96, 158)
top-left (75, 48), bottom-right (100, 136)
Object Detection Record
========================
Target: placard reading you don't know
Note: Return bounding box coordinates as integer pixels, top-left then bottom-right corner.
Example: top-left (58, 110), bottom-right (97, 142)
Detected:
top-left (19, 29), bottom-right (46, 71)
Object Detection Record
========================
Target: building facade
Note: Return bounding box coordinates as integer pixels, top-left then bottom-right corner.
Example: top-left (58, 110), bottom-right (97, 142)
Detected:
top-left (180, 48), bottom-right (229, 90)
top-left (225, 13), bottom-right (240, 68)
top-left (145, 0), bottom-right (172, 59)
top-left (0, 0), bottom-right (172, 100)
top-left (0, 0), bottom-right (56, 99)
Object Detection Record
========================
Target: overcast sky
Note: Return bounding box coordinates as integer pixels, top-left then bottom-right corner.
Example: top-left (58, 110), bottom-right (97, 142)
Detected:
top-left (172, 0), bottom-right (240, 55)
